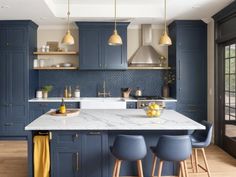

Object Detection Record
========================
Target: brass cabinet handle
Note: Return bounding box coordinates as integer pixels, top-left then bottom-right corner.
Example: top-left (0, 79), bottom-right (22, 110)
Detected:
top-left (76, 152), bottom-right (79, 172)
top-left (73, 133), bottom-right (79, 141)
top-left (88, 132), bottom-right (101, 135)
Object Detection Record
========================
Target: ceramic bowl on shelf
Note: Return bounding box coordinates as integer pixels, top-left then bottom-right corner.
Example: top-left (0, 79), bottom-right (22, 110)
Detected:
top-left (61, 63), bottom-right (73, 67)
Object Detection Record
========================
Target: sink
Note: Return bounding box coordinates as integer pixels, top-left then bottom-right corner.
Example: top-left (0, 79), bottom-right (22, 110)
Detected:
top-left (81, 97), bottom-right (124, 101)
top-left (80, 97), bottom-right (126, 109)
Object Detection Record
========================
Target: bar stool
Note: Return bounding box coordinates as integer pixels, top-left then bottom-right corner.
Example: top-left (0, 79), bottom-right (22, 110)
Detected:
top-left (190, 121), bottom-right (213, 177)
top-left (150, 135), bottom-right (192, 177)
top-left (110, 135), bottom-right (147, 177)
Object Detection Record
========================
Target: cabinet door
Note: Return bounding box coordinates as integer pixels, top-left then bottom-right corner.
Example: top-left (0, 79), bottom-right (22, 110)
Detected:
top-left (102, 29), bottom-right (127, 70)
top-left (0, 52), bottom-right (8, 133)
top-left (79, 29), bottom-right (102, 70)
top-left (82, 132), bottom-right (108, 177)
top-left (7, 27), bottom-right (26, 49)
top-left (0, 28), bottom-right (7, 49)
top-left (52, 148), bottom-right (81, 177)
top-left (5, 51), bottom-right (27, 136)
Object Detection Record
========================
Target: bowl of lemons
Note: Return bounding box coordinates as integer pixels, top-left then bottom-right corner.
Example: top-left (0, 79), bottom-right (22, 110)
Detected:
top-left (145, 102), bottom-right (163, 118)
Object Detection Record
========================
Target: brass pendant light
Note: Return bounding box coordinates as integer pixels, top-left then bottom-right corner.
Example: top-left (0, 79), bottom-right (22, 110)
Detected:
top-left (108, 0), bottom-right (123, 46)
top-left (159, 0), bottom-right (172, 46)
top-left (62, 0), bottom-right (75, 45)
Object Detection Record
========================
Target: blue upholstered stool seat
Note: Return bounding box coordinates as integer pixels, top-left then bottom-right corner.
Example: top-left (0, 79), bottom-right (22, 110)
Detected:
top-left (110, 135), bottom-right (147, 177)
top-left (150, 135), bottom-right (192, 177)
top-left (110, 135), bottom-right (147, 161)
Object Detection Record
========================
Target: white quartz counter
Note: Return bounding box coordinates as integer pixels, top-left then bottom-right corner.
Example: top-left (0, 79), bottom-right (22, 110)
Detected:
top-left (28, 97), bottom-right (177, 103)
top-left (25, 109), bottom-right (204, 131)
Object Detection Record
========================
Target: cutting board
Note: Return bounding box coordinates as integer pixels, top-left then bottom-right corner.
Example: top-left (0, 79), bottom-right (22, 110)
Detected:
top-left (48, 109), bottom-right (80, 117)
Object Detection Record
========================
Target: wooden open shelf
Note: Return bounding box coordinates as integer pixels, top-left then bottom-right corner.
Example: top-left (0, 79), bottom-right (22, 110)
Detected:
top-left (33, 67), bottom-right (78, 70)
top-left (128, 66), bottom-right (171, 70)
top-left (33, 51), bottom-right (78, 55)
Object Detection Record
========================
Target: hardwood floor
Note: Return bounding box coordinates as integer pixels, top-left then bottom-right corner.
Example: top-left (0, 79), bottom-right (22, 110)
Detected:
top-left (0, 141), bottom-right (27, 177)
top-left (0, 141), bottom-right (235, 177)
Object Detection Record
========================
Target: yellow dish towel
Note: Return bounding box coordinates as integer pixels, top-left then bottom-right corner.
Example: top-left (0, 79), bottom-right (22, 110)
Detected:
top-left (34, 135), bottom-right (50, 177)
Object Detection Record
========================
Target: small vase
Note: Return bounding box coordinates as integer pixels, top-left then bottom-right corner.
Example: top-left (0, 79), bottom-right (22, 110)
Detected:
top-left (42, 91), bottom-right (48, 99)
top-left (163, 84), bottom-right (170, 98)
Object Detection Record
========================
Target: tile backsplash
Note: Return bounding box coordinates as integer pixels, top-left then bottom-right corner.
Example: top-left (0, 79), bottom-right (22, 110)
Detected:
top-left (39, 70), bottom-right (164, 97)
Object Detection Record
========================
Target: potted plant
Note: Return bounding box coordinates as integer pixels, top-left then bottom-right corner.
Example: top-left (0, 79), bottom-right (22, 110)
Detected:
top-left (42, 85), bottom-right (53, 98)
top-left (163, 71), bottom-right (175, 98)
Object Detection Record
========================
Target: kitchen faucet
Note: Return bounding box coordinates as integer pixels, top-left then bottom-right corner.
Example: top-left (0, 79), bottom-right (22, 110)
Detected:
top-left (98, 80), bottom-right (111, 97)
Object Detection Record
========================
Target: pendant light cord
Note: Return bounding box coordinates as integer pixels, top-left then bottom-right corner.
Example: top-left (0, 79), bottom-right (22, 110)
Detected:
top-left (114, 0), bottom-right (117, 31)
top-left (164, 0), bottom-right (167, 33)
top-left (67, 0), bottom-right (70, 32)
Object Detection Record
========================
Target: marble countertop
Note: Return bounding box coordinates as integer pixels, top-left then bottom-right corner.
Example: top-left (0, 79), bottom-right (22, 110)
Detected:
top-left (28, 97), bottom-right (177, 103)
top-left (25, 109), bottom-right (204, 131)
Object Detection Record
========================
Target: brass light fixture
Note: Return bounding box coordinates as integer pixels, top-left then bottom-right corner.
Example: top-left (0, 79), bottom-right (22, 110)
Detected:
top-left (108, 0), bottom-right (123, 46)
top-left (159, 0), bottom-right (172, 46)
top-left (62, 0), bottom-right (75, 45)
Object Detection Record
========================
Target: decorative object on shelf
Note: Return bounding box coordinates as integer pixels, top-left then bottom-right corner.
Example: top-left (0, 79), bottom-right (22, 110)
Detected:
top-left (145, 102), bottom-right (162, 117)
top-left (33, 59), bottom-right (39, 68)
top-left (163, 71), bottom-right (175, 97)
top-left (62, 0), bottom-right (75, 45)
top-left (36, 90), bottom-right (43, 99)
top-left (38, 59), bottom-right (45, 67)
top-left (46, 41), bottom-right (59, 51)
top-left (64, 86), bottom-right (69, 98)
top-left (159, 0), bottom-right (172, 46)
top-left (108, 0), bottom-right (123, 46)
top-left (74, 86), bottom-right (80, 98)
top-left (159, 56), bottom-right (167, 67)
top-left (42, 85), bottom-right (53, 99)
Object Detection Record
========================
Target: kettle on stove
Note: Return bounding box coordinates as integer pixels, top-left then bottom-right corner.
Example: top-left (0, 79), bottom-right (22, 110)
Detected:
top-left (135, 87), bottom-right (142, 96)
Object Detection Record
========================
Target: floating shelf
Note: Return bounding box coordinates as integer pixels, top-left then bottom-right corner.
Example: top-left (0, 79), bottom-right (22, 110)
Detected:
top-left (33, 51), bottom-right (78, 55)
top-left (33, 67), bottom-right (78, 70)
top-left (128, 66), bottom-right (171, 70)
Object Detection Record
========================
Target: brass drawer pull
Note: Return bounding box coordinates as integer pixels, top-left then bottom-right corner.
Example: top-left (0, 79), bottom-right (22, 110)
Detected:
top-left (76, 152), bottom-right (79, 172)
top-left (88, 132), bottom-right (101, 135)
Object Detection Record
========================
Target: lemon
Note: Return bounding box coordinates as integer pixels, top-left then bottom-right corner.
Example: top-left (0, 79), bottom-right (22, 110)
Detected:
top-left (151, 110), bottom-right (157, 116)
top-left (153, 104), bottom-right (159, 109)
top-left (156, 111), bottom-right (161, 117)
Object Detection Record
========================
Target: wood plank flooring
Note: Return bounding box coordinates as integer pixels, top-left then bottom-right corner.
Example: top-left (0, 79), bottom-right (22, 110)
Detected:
top-left (0, 141), bottom-right (235, 177)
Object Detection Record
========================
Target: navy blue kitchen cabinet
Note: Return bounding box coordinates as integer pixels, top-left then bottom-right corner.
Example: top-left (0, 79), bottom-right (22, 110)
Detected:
top-left (76, 22), bottom-right (129, 70)
top-left (0, 21), bottom-right (38, 138)
top-left (50, 131), bottom-right (107, 177)
top-left (168, 21), bottom-right (207, 122)
top-left (29, 102), bottom-right (80, 123)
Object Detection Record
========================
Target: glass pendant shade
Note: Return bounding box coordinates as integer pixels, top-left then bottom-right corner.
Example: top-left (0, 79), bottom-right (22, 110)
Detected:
top-left (108, 30), bottom-right (122, 46)
top-left (62, 30), bottom-right (75, 45)
top-left (159, 31), bottom-right (172, 46)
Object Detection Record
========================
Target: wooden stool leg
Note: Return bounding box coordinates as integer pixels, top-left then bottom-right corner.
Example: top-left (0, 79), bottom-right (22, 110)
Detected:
top-left (194, 149), bottom-right (199, 173)
top-left (137, 160), bottom-right (144, 177)
top-left (178, 162), bottom-right (182, 177)
top-left (201, 148), bottom-right (211, 177)
top-left (180, 161), bottom-right (186, 177)
top-left (116, 160), bottom-right (122, 177)
top-left (184, 160), bottom-right (189, 177)
top-left (190, 154), bottom-right (195, 172)
top-left (151, 154), bottom-right (157, 177)
top-left (112, 160), bottom-right (118, 177)
top-left (158, 160), bottom-right (164, 177)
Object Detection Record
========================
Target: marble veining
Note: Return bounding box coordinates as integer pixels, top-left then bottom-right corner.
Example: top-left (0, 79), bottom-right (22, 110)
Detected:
top-left (25, 109), bottom-right (205, 131)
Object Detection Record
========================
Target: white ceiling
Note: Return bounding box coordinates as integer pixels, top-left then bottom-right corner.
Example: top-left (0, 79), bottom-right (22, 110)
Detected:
top-left (0, 0), bottom-right (234, 27)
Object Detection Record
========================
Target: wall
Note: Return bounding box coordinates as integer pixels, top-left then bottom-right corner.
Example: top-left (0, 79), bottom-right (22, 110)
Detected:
top-left (207, 19), bottom-right (215, 141)
top-left (36, 25), bottom-right (167, 97)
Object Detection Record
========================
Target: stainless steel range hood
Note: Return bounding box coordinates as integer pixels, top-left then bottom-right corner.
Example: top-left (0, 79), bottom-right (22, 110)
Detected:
top-left (128, 24), bottom-right (162, 67)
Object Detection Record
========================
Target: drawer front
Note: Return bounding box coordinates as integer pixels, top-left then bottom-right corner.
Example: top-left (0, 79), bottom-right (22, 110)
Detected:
top-left (52, 131), bottom-right (82, 147)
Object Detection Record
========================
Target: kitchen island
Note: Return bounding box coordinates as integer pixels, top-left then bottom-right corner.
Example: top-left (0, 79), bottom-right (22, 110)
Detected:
top-left (25, 109), bottom-right (205, 177)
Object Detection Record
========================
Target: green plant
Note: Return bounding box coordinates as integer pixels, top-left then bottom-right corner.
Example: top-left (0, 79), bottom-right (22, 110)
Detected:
top-left (164, 71), bottom-right (175, 85)
top-left (42, 85), bottom-right (53, 93)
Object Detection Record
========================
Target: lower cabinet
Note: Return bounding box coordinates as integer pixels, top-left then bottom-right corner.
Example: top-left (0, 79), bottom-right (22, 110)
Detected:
top-left (51, 148), bottom-right (81, 177)
top-left (50, 131), bottom-right (108, 177)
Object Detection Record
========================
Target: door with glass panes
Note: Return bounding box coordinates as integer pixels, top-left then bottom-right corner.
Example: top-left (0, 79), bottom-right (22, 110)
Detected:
top-left (223, 43), bottom-right (236, 157)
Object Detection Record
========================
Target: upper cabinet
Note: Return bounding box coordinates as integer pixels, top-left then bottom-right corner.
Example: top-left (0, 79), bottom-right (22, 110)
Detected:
top-left (76, 22), bottom-right (129, 70)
